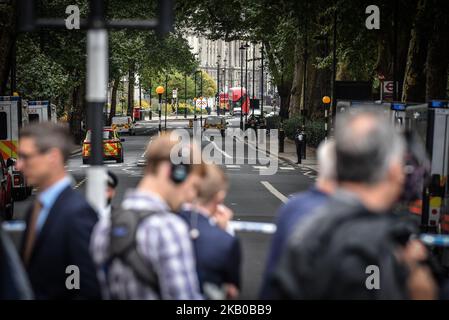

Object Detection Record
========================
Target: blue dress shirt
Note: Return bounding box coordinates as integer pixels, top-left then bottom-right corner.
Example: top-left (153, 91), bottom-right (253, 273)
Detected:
top-left (36, 176), bottom-right (72, 233)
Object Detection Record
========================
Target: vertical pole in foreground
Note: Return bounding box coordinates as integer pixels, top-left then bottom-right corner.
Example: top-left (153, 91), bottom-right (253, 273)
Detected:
top-left (86, 2), bottom-right (108, 213)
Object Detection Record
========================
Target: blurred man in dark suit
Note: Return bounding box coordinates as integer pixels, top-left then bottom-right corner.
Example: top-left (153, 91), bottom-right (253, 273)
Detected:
top-left (16, 122), bottom-right (100, 299)
top-left (180, 165), bottom-right (241, 299)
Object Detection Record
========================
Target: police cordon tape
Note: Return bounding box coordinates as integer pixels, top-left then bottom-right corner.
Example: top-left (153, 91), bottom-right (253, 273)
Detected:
top-left (229, 221), bottom-right (277, 234)
top-left (420, 234), bottom-right (449, 247)
top-left (2, 220), bottom-right (277, 236)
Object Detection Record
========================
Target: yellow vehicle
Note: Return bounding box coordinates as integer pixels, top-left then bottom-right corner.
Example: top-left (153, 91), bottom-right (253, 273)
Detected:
top-left (111, 116), bottom-right (135, 135)
top-left (203, 116), bottom-right (227, 136)
top-left (82, 128), bottom-right (124, 164)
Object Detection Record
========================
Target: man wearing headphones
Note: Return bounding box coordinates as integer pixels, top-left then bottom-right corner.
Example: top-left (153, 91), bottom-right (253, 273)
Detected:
top-left (90, 135), bottom-right (207, 300)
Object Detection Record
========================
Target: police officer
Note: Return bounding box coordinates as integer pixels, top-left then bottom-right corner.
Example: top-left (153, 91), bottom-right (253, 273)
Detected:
top-left (294, 127), bottom-right (304, 164)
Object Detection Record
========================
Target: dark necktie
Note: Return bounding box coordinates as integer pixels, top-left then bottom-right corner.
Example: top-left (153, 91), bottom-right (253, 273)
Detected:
top-left (23, 200), bottom-right (42, 265)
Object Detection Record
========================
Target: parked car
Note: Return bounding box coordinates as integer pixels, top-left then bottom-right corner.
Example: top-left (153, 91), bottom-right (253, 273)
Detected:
top-left (111, 116), bottom-right (135, 135)
top-left (203, 116), bottom-right (228, 137)
top-left (0, 156), bottom-right (14, 220)
top-left (82, 128), bottom-right (124, 164)
top-left (246, 114), bottom-right (266, 129)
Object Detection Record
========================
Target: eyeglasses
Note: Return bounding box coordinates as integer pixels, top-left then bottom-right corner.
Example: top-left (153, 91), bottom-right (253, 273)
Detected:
top-left (17, 150), bottom-right (46, 162)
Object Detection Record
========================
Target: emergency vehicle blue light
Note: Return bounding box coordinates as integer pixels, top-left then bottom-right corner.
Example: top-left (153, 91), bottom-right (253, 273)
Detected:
top-left (430, 100), bottom-right (448, 108)
top-left (391, 103), bottom-right (406, 111)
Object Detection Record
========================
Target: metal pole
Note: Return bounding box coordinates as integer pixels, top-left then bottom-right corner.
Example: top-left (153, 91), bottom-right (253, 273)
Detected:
top-left (302, 20), bottom-right (307, 128)
top-left (165, 74), bottom-right (168, 130)
top-left (223, 63), bottom-right (226, 113)
top-left (252, 44), bottom-right (256, 106)
top-left (184, 74), bottom-right (187, 118)
top-left (200, 71), bottom-right (203, 127)
top-left (217, 57), bottom-right (220, 115)
top-left (393, 0), bottom-right (398, 101)
top-left (194, 72), bottom-right (197, 120)
top-left (261, 44), bottom-right (264, 117)
top-left (149, 80), bottom-right (152, 120)
top-left (240, 45), bottom-right (244, 130)
top-left (158, 93), bottom-right (162, 133)
top-left (245, 44), bottom-right (248, 123)
top-left (331, 7), bottom-right (337, 124)
top-left (86, 0), bottom-right (107, 213)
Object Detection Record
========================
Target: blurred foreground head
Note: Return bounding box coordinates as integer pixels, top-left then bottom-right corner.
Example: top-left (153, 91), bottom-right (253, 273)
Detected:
top-left (335, 110), bottom-right (406, 210)
top-left (17, 122), bottom-right (73, 189)
top-left (197, 164), bottom-right (228, 208)
top-left (316, 139), bottom-right (337, 194)
top-left (142, 134), bottom-right (207, 211)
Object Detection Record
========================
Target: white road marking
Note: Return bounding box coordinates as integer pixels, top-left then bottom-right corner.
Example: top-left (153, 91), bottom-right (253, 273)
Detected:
top-left (107, 164), bottom-right (122, 167)
top-left (280, 167), bottom-right (295, 170)
top-left (74, 178), bottom-right (87, 190)
top-left (261, 181), bottom-right (288, 204)
top-left (226, 165), bottom-right (240, 168)
top-left (203, 136), bottom-right (232, 159)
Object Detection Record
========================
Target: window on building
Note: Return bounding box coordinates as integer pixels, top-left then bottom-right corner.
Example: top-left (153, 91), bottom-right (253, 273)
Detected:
top-left (0, 112), bottom-right (7, 140)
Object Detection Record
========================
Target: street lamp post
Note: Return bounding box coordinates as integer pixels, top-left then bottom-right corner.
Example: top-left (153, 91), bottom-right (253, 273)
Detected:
top-left (260, 44), bottom-right (264, 118)
top-left (184, 74), bottom-right (187, 118)
top-left (149, 80), bottom-right (152, 120)
top-left (245, 43), bottom-right (249, 124)
top-left (165, 74), bottom-right (168, 131)
top-left (217, 55), bottom-right (220, 115)
top-left (194, 71), bottom-right (197, 120)
top-left (156, 85), bottom-right (165, 134)
top-left (239, 44), bottom-right (245, 130)
top-left (200, 70), bottom-right (203, 127)
top-left (252, 43), bottom-right (256, 106)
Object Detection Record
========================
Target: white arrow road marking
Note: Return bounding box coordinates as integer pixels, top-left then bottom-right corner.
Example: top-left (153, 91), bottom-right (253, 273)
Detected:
top-left (261, 181), bottom-right (288, 203)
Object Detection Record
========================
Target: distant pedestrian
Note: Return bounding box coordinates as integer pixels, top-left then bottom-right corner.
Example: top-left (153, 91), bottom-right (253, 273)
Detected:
top-left (180, 165), bottom-right (241, 299)
top-left (260, 140), bottom-right (336, 299)
top-left (99, 170), bottom-right (118, 219)
top-left (294, 127), bottom-right (305, 164)
top-left (16, 122), bottom-right (100, 299)
top-left (91, 135), bottom-right (207, 299)
top-left (272, 110), bottom-right (437, 300)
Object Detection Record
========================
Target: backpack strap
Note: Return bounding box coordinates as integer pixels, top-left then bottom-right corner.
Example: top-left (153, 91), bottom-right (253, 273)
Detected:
top-left (107, 208), bottom-right (161, 293)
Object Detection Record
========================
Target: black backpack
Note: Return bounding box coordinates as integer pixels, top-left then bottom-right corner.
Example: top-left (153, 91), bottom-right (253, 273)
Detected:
top-left (106, 208), bottom-right (161, 293)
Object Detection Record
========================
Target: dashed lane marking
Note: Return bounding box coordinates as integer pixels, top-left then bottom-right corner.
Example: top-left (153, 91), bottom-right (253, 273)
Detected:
top-left (280, 167), bottom-right (295, 170)
top-left (74, 178), bottom-right (86, 190)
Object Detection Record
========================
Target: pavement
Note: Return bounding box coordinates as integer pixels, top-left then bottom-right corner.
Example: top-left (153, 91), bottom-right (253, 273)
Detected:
top-left (278, 138), bottom-right (318, 173)
top-left (10, 116), bottom-right (316, 299)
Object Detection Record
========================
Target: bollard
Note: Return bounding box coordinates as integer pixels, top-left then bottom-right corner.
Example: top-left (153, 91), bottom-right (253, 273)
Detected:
top-left (184, 106), bottom-right (187, 118)
top-left (149, 109), bottom-right (152, 120)
top-left (279, 128), bottom-right (285, 153)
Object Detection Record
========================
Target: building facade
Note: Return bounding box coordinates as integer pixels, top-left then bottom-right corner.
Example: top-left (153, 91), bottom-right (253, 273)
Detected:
top-left (185, 33), bottom-right (270, 99)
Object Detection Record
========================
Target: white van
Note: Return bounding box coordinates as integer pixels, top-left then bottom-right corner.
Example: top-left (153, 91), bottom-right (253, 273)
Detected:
top-left (112, 116), bottom-right (135, 135)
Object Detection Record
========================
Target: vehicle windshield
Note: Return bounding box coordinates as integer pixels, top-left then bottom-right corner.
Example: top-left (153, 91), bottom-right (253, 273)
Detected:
top-left (205, 117), bottom-right (222, 125)
top-left (85, 130), bottom-right (114, 141)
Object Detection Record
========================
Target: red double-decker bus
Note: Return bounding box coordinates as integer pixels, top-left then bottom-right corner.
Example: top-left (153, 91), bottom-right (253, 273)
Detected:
top-left (228, 87), bottom-right (250, 115)
top-left (219, 92), bottom-right (229, 111)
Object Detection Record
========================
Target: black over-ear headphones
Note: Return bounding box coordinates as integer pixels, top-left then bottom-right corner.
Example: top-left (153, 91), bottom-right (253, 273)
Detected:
top-left (170, 163), bottom-right (191, 184)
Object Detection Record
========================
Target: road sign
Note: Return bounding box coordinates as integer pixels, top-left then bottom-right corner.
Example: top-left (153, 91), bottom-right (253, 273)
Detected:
top-left (172, 88), bottom-right (177, 99)
top-left (196, 97), bottom-right (207, 108)
top-left (383, 81), bottom-right (394, 94)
